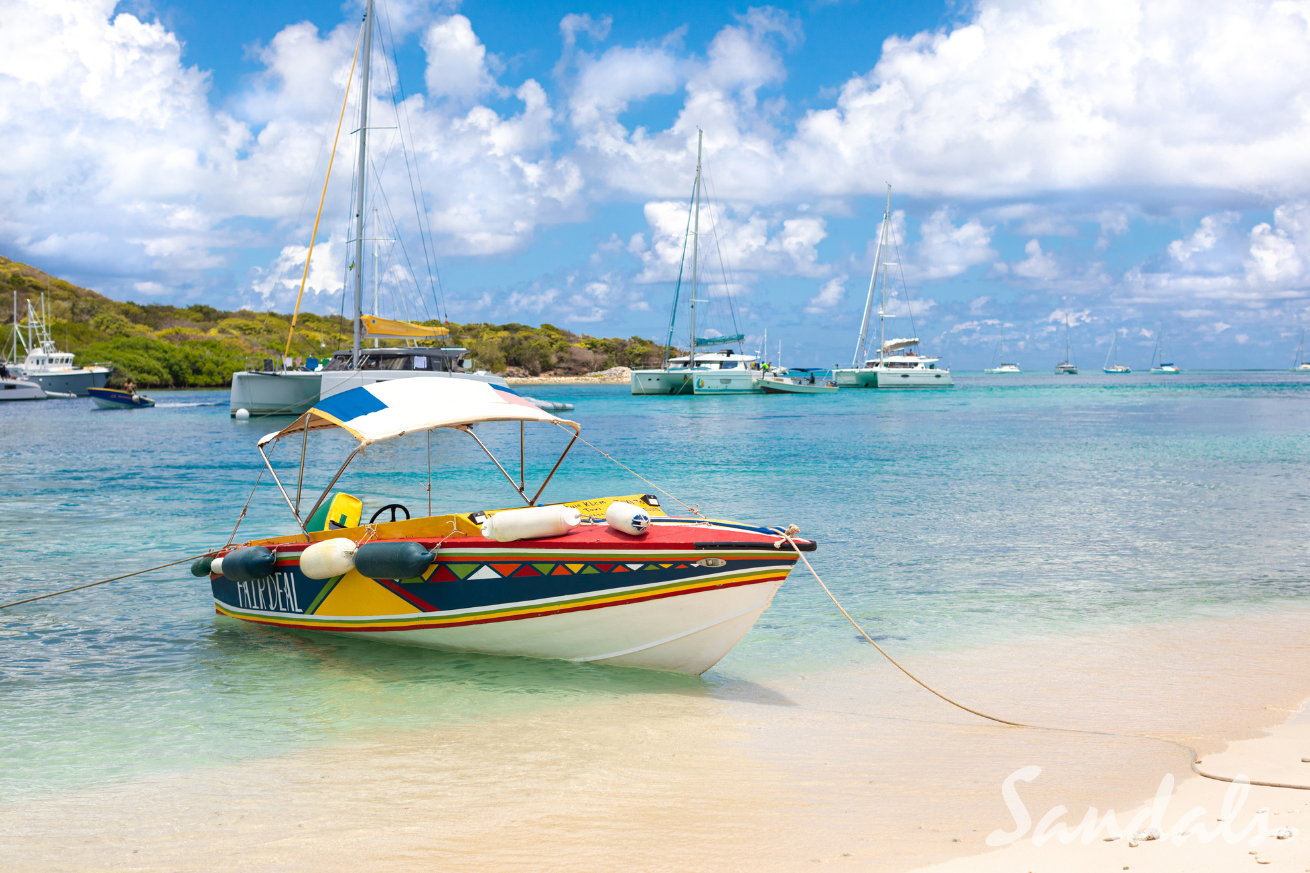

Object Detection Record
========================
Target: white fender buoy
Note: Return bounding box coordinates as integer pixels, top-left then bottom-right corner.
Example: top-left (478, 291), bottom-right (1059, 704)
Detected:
top-left (481, 505), bottom-right (581, 543)
top-left (234, 408), bottom-right (250, 420)
top-left (210, 556), bottom-right (225, 577)
top-left (300, 538), bottom-right (357, 579)
top-left (605, 501), bottom-right (650, 536)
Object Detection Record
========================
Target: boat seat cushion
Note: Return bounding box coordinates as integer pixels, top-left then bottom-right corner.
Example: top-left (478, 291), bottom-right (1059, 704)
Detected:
top-left (307, 492), bottom-right (363, 532)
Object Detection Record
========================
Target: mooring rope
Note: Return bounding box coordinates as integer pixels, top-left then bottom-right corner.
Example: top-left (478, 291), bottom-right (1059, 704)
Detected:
top-left (0, 553), bottom-right (217, 611)
top-left (770, 526), bottom-right (1310, 793)
top-left (572, 432), bottom-right (706, 519)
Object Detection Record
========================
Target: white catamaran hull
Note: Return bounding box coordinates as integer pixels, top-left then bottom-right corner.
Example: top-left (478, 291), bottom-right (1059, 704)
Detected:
top-left (630, 367), bottom-right (764, 395)
top-left (230, 368), bottom-right (510, 416)
top-left (833, 367), bottom-right (953, 388)
top-left (630, 369), bottom-right (693, 395)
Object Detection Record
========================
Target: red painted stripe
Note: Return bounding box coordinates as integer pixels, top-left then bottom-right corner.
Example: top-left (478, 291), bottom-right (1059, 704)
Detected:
top-left (375, 577), bottom-right (440, 613)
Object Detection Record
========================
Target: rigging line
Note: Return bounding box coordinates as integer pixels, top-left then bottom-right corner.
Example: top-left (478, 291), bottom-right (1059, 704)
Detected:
top-left (378, 0), bottom-right (447, 324)
top-left (891, 233), bottom-right (917, 341)
top-left (284, 16), bottom-right (366, 358)
top-left (772, 528), bottom-right (1310, 794)
top-left (700, 162), bottom-right (744, 349)
top-left (664, 182), bottom-right (697, 367)
top-left (0, 553), bottom-right (220, 611)
top-left (569, 431), bottom-right (705, 519)
top-left (369, 156), bottom-right (433, 325)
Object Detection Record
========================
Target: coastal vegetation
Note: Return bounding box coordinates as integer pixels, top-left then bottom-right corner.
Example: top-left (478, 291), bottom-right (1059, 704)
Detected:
top-left (1, 256), bottom-right (673, 387)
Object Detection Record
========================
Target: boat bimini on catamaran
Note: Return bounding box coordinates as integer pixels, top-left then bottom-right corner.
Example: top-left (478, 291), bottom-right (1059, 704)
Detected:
top-left (197, 378), bottom-right (815, 675)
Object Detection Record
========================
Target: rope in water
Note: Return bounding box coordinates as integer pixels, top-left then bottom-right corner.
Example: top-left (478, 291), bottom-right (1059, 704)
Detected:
top-left (770, 526), bottom-right (1310, 793)
top-left (0, 553), bottom-right (216, 611)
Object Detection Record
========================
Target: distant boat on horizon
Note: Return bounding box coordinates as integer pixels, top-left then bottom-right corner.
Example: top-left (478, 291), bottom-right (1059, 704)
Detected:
top-left (1150, 324), bottom-right (1181, 374)
top-left (984, 326), bottom-right (1021, 374)
top-left (1104, 333), bottom-right (1131, 374)
top-left (1055, 316), bottom-right (1077, 374)
top-left (1293, 329), bottom-right (1310, 372)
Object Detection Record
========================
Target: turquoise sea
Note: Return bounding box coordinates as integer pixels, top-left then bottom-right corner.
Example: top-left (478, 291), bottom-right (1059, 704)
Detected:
top-left (3, 372), bottom-right (1310, 805)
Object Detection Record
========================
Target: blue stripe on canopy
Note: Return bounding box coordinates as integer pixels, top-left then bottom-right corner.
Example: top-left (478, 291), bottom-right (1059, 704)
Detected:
top-left (314, 386), bottom-right (387, 423)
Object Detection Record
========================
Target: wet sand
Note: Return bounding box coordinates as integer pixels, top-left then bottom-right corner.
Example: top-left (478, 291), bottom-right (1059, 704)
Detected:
top-left (3, 608), bottom-right (1308, 872)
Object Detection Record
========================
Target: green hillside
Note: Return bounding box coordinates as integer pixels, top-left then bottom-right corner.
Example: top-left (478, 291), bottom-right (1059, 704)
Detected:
top-left (1, 256), bottom-right (674, 387)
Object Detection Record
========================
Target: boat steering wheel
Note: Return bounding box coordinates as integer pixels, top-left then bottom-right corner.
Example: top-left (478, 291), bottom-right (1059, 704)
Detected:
top-left (369, 503), bottom-right (411, 524)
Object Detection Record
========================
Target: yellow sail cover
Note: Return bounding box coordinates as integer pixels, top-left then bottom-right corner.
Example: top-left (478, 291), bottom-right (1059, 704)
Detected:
top-left (360, 315), bottom-right (449, 339)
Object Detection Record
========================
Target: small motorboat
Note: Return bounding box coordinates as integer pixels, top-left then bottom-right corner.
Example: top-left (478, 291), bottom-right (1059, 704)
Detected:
top-left (757, 374), bottom-right (838, 394)
top-left (197, 379), bottom-right (816, 675)
top-left (0, 377), bottom-right (48, 401)
top-left (89, 387), bottom-right (155, 409)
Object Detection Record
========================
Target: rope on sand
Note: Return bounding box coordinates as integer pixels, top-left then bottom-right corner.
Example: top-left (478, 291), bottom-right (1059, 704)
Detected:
top-left (770, 525), bottom-right (1310, 793)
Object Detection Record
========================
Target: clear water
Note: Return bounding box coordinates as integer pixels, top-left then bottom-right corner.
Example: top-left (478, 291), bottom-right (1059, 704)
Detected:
top-left (3, 372), bottom-right (1310, 803)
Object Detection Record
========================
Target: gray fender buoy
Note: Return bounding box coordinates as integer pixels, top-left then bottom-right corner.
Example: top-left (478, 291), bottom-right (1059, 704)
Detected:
top-left (354, 542), bottom-right (436, 580)
top-left (219, 546), bottom-right (277, 582)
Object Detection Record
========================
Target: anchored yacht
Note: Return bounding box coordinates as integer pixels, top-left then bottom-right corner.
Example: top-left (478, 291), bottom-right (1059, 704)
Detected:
top-left (6, 296), bottom-right (109, 396)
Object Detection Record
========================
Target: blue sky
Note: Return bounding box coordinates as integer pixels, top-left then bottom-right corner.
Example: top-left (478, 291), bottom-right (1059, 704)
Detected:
top-left (5, 0), bottom-right (1310, 368)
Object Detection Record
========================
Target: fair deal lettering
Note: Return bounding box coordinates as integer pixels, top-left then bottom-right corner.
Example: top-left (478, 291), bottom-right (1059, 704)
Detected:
top-left (988, 766), bottom-right (1291, 847)
top-left (235, 572), bottom-right (301, 614)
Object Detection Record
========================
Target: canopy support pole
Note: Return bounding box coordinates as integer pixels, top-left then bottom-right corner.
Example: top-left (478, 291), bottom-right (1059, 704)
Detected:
top-left (303, 446), bottom-right (363, 527)
top-left (528, 434), bottom-right (577, 506)
top-left (294, 416), bottom-right (310, 513)
top-left (259, 443), bottom-right (310, 542)
top-left (464, 429), bottom-right (529, 504)
top-left (519, 422), bottom-right (525, 492)
top-left (426, 430), bottom-right (432, 517)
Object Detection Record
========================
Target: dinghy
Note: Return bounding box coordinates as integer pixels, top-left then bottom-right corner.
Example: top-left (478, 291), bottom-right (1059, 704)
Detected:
top-left (89, 387), bottom-right (155, 409)
top-left (198, 379), bottom-right (815, 675)
top-left (757, 374), bottom-right (838, 394)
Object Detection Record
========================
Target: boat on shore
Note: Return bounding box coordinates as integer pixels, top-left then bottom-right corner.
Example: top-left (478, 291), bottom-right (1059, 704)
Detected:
top-left (199, 378), bottom-right (815, 675)
top-left (89, 387), bottom-right (155, 409)
top-left (1104, 333), bottom-right (1131, 374)
top-left (832, 186), bottom-right (952, 389)
top-left (630, 132), bottom-right (761, 396)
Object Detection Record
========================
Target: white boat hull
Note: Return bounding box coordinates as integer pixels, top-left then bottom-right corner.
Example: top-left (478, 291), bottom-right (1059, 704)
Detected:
top-left (0, 378), bottom-right (47, 400)
top-left (833, 367), bottom-right (953, 388)
top-left (630, 369), bottom-right (693, 395)
top-left (229, 368), bottom-right (510, 416)
top-left (630, 368), bottom-right (764, 395)
top-left (15, 368), bottom-right (109, 396)
top-left (322, 578), bottom-right (784, 675)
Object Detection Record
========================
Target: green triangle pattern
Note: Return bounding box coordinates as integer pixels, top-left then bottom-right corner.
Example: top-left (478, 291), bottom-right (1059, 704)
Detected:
top-left (531, 563), bottom-right (555, 575)
top-left (580, 565), bottom-right (601, 574)
top-left (447, 563), bottom-right (480, 580)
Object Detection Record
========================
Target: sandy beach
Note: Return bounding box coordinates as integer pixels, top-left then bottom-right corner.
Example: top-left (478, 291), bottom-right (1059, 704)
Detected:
top-left (3, 607), bottom-right (1307, 872)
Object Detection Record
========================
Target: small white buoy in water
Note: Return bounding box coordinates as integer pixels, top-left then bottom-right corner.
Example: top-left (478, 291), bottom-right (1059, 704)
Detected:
top-left (235, 408), bottom-right (250, 420)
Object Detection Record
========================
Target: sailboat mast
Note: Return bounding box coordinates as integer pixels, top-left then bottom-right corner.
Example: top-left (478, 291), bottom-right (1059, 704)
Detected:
top-left (877, 185), bottom-right (891, 365)
top-left (350, 0), bottom-right (374, 369)
top-left (689, 130), bottom-right (702, 372)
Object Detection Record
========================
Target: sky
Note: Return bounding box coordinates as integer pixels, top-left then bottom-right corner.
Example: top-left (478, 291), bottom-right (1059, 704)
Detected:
top-left (5, 0), bottom-right (1310, 369)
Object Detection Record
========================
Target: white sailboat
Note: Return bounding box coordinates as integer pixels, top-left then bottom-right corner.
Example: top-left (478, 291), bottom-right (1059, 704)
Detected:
top-left (5, 294), bottom-right (109, 396)
top-left (1055, 316), bottom-right (1077, 374)
top-left (832, 185), bottom-right (952, 389)
top-left (1293, 329), bottom-right (1310, 372)
top-left (1103, 333), bottom-right (1131, 374)
top-left (984, 327), bottom-right (1021, 374)
top-left (630, 131), bottom-right (761, 396)
top-left (229, 0), bottom-right (506, 418)
top-left (1149, 325), bottom-right (1180, 373)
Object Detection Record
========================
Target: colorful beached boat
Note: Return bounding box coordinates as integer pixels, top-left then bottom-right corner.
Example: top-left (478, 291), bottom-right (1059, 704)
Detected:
top-left (197, 379), bottom-right (815, 675)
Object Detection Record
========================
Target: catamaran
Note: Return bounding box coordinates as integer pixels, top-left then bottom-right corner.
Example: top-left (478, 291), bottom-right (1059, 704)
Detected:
top-left (1055, 316), bottom-right (1077, 374)
top-left (984, 327), bottom-right (1021, 374)
top-left (229, 0), bottom-right (506, 418)
top-left (199, 378), bottom-right (815, 674)
top-left (5, 295), bottom-right (109, 396)
top-left (1149, 325), bottom-right (1180, 373)
top-left (832, 185), bottom-right (952, 389)
top-left (629, 131), bottom-right (761, 396)
top-left (1103, 333), bottom-right (1131, 373)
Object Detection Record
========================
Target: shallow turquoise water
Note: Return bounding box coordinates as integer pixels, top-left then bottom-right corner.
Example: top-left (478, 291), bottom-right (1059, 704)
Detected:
top-left (3, 372), bottom-right (1309, 800)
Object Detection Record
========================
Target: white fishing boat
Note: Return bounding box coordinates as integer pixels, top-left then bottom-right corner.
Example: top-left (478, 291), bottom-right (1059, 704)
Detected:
top-left (1149, 325), bottom-right (1180, 373)
top-left (832, 185), bottom-right (952, 389)
top-left (756, 371), bottom-right (838, 394)
top-left (229, 1), bottom-right (506, 419)
top-left (5, 295), bottom-right (110, 396)
top-left (1293, 329), bottom-right (1310, 372)
top-left (1055, 317), bottom-right (1077, 374)
top-left (630, 131), bottom-right (761, 396)
top-left (1103, 333), bottom-right (1131, 374)
top-left (984, 328), bottom-right (1021, 374)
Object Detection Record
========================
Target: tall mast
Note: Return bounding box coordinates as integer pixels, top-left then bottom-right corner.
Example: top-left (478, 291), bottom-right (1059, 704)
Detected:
top-left (852, 183), bottom-right (891, 369)
top-left (689, 130), bottom-right (702, 372)
top-left (351, 0), bottom-right (374, 369)
top-left (877, 184), bottom-right (891, 365)
top-left (372, 206), bottom-right (380, 349)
